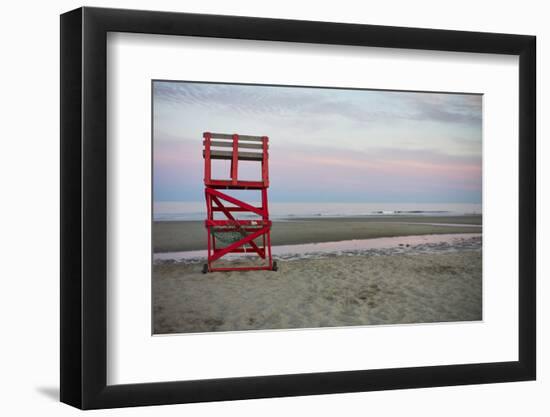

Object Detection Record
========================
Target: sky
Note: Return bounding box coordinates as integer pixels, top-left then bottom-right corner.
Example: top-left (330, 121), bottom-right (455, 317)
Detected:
top-left (153, 81), bottom-right (482, 203)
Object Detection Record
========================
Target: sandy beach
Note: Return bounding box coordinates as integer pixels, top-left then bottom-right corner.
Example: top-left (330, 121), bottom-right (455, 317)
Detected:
top-left (152, 216), bottom-right (482, 334)
top-left (153, 215), bottom-right (482, 252)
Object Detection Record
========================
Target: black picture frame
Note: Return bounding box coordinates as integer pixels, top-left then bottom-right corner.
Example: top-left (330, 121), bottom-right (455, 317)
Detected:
top-left (60, 6), bottom-right (536, 410)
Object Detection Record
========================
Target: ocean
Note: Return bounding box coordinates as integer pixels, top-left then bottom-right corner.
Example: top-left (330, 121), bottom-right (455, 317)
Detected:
top-left (153, 202), bottom-right (482, 221)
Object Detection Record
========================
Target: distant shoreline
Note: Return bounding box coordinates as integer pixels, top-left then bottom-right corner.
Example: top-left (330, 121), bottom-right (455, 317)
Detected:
top-left (153, 214), bottom-right (482, 253)
top-left (153, 202), bottom-right (482, 222)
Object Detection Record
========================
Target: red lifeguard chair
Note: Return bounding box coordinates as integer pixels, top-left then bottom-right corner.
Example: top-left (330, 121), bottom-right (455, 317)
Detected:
top-left (202, 132), bottom-right (277, 273)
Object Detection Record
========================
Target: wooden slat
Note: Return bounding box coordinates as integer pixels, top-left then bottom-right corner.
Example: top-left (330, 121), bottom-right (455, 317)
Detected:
top-left (204, 150), bottom-right (263, 161)
top-left (212, 206), bottom-right (263, 212)
top-left (208, 132), bottom-right (265, 142)
top-left (204, 140), bottom-right (264, 149)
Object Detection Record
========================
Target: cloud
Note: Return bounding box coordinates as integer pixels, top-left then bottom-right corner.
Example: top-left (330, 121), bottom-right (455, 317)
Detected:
top-left (153, 82), bottom-right (482, 203)
top-left (399, 92), bottom-right (482, 124)
top-left (153, 81), bottom-right (482, 127)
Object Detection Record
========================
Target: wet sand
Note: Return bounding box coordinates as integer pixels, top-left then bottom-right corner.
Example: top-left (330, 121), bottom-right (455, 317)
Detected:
top-left (153, 215), bottom-right (482, 252)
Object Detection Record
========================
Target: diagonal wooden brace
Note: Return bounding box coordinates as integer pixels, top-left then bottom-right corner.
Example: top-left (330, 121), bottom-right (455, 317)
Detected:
top-left (206, 188), bottom-right (266, 217)
top-left (210, 195), bottom-right (265, 258)
top-left (210, 225), bottom-right (270, 262)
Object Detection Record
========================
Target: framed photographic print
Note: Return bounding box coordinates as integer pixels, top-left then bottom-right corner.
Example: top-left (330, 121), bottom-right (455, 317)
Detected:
top-left (60, 6), bottom-right (536, 409)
